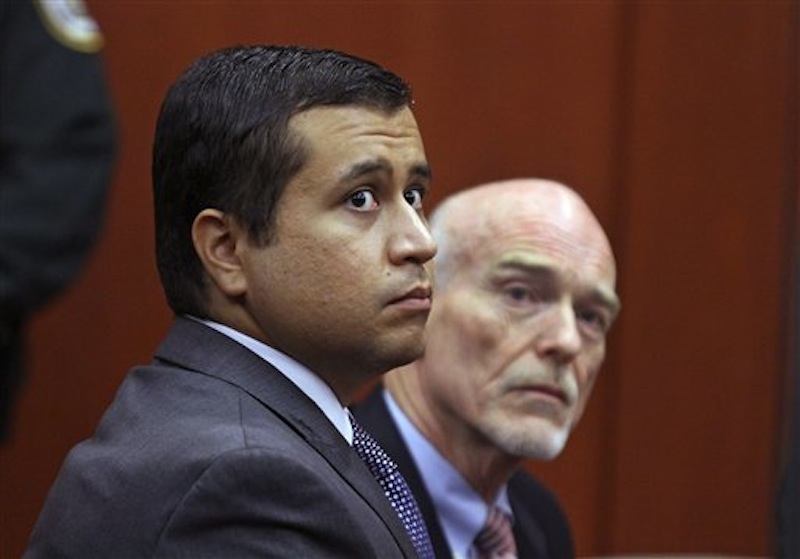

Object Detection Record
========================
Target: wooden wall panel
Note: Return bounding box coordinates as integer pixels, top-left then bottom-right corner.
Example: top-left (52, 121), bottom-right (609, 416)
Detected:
top-left (604, 2), bottom-right (794, 555)
top-left (0, 2), bottom-right (793, 558)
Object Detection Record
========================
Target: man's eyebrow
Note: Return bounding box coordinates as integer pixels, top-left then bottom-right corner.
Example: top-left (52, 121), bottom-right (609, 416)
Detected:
top-left (409, 163), bottom-right (432, 181)
top-left (496, 256), bottom-right (621, 315)
top-left (343, 160), bottom-right (389, 182)
top-left (496, 256), bottom-right (557, 279)
top-left (341, 159), bottom-right (432, 182)
top-left (592, 286), bottom-right (621, 317)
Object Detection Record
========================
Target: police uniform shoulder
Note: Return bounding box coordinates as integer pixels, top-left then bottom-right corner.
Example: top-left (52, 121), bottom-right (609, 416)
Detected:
top-left (32, 0), bottom-right (104, 53)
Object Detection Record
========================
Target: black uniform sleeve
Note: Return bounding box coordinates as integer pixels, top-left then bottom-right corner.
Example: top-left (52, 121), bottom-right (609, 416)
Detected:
top-left (0, 0), bottom-right (117, 440)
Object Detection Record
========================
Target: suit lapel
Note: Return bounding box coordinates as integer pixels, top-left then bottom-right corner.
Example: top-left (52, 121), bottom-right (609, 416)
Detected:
top-left (508, 476), bottom-right (550, 558)
top-left (154, 317), bottom-right (417, 558)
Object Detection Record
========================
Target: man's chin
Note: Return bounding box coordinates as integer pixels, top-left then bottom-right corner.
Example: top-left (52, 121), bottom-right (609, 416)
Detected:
top-left (530, 437), bottom-right (569, 461)
top-left (493, 421), bottom-right (571, 461)
top-left (373, 333), bottom-right (426, 374)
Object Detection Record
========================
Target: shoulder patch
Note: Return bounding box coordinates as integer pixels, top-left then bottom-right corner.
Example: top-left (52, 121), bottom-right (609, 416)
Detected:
top-left (33, 0), bottom-right (104, 53)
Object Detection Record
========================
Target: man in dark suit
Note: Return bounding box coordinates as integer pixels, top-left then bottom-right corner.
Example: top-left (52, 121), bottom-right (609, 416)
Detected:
top-left (0, 0), bottom-right (116, 443)
top-left (26, 45), bottom-right (437, 557)
top-left (354, 178), bottom-right (621, 558)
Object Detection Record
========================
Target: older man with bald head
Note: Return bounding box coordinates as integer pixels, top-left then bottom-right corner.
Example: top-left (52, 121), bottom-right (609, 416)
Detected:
top-left (354, 178), bottom-right (620, 559)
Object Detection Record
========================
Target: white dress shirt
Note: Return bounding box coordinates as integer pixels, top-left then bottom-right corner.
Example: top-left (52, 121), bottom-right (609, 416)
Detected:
top-left (383, 389), bottom-right (513, 559)
top-left (194, 317), bottom-right (353, 444)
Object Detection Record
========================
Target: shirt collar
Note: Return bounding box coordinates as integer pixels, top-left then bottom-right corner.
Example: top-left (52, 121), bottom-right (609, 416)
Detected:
top-left (191, 316), bottom-right (353, 443)
top-left (383, 388), bottom-right (512, 558)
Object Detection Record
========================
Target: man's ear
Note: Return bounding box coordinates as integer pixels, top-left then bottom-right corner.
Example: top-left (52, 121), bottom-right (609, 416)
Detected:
top-left (192, 209), bottom-right (248, 297)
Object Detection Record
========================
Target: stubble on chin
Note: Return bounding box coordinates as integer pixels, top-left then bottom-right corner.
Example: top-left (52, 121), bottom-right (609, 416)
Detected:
top-left (481, 411), bottom-right (572, 462)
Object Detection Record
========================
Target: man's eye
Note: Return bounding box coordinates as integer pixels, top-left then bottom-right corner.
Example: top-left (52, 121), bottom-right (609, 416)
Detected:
top-left (347, 190), bottom-right (379, 211)
top-left (504, 285), bottom-right (536, 303)
top-left (507, 287), bottom-right (528, 301)
top-left (403, 187), bottom-right (425, 210)
top-left (576, 309), bottom-right (608, 333)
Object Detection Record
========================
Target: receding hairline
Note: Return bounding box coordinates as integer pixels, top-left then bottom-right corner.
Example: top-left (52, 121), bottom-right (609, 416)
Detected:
top-left (429, 178), bottom-right (616, 285)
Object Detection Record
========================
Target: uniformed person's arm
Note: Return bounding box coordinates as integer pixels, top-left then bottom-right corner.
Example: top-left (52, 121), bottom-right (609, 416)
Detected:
top-left (0, 0), bottom-right (116, 441)
top-left (0, 0), bottom-right (116, 319)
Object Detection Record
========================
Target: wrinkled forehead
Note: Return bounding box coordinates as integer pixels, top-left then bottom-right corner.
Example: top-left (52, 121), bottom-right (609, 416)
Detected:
top-left (492, 218), bottom-right (613, 282)
top-left (447, 188), bottom-right (617, 286)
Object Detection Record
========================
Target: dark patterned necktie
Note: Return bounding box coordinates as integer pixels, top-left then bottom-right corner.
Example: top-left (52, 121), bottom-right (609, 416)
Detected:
top-left (474, 506), bottom-right (517, 559)
top-left (350, 417), bottom-right (435, 559)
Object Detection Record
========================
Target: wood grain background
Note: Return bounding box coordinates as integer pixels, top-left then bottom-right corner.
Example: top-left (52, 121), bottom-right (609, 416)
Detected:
top-left (1, 2), bottom-right (796, 556)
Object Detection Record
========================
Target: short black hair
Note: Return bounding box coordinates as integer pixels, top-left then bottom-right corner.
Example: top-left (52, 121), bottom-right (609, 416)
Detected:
top-left (152, 45), bottom-right (413, 315)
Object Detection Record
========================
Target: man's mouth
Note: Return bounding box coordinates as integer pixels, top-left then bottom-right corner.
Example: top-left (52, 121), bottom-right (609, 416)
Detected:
top-left (388, 285), bottom-right (432, 310)
top-left (513, 383), bottom-right (570, 405)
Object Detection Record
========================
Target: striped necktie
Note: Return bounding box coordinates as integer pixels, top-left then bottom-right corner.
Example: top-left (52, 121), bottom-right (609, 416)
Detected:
top-left (474, 506), bottom-right (517, 559)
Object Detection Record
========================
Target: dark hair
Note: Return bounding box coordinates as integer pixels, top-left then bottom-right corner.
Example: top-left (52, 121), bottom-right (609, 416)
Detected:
top-left (152, 45), bottom-right (413, 316)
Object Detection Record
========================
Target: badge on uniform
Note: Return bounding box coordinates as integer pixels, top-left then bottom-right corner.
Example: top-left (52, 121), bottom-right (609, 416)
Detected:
top-left (33, 0), bottom-right (104, 53)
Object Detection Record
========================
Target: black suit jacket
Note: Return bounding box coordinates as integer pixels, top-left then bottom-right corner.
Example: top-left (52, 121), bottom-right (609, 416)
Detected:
top-left (353, 387), bottom-right (575, 559)
top-left (26, 318), bottom-right (417, 558)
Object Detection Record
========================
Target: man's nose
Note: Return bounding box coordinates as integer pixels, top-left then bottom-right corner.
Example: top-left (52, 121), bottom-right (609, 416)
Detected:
top-left (387, 202), bottom-right (437, 266)
top-left (534, 302), bottom-right (582, 363)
